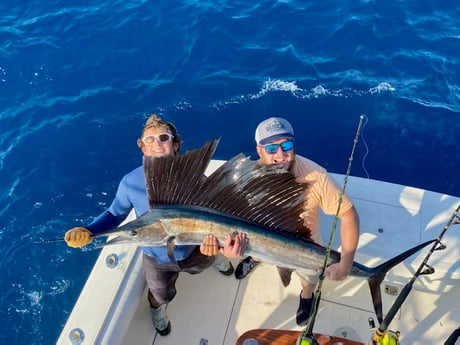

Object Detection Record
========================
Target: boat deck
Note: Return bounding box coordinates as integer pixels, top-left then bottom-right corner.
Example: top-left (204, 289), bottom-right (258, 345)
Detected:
top-left (58, 165), bottom-right (460, 345)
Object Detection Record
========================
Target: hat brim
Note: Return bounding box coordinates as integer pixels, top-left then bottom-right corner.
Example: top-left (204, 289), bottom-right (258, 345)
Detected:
top-left (259, 133), bottom-right (294, 145)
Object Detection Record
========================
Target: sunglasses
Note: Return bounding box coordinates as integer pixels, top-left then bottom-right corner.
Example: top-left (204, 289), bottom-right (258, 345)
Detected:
top-left (262, 139), bottom-right (294, 154)
top-left (141, 133), bottom-right (174, 144)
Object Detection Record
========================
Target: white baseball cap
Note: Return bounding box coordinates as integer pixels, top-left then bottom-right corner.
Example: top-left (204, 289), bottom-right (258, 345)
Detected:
top-left (255, 117), bottom-right (294, 145)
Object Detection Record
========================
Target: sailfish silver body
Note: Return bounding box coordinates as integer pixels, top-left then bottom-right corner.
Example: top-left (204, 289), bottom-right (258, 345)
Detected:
top-left (101, 204), bottom-right (432, 282)
top-left (101, 205), bottom-right (328, 272)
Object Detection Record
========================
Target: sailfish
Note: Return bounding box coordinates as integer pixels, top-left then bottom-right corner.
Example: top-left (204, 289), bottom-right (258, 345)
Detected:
top-left (93, 139), bottom-right (433, 323)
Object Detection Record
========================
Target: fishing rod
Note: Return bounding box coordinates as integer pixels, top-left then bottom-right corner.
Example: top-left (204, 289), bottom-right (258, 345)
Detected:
top-left (444, 326), bottom-right (460, 345)
top-left (297, 114), bottom-right (366, 345)
top-left (370, 202), bottom-right (460, 345)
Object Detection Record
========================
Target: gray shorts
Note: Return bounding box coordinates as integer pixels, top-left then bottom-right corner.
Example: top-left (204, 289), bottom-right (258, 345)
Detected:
top-left (143, 246), bottom-right (214, 305)
top-left (295, 268), bottom-right (320, 284)
top-left (276, 266), bottom-right (320, 286)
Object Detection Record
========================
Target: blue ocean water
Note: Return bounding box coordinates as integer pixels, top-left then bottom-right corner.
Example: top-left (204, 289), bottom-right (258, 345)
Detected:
top-left (0, 1), bottom-right (459, 344)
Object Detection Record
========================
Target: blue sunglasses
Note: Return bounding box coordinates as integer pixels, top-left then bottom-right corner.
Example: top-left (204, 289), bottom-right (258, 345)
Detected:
top-left (262, 139), bottom-right (294, 154)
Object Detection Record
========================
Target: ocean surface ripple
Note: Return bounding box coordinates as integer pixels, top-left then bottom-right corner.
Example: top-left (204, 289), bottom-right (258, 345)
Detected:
top-left (0, 1), bottom-right (458, 344)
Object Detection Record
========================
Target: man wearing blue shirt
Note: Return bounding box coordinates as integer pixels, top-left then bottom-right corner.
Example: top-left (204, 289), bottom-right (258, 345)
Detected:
top-left (64, 114), bottom-right (242, 336)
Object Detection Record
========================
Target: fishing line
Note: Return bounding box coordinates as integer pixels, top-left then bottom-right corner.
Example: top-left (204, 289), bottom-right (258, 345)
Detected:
top-left (360, 115), bottom-right (370, 179)
top-left (33, 238), bottom-right (65, 244)
top-left (298, 114), bottom-right (365, 345)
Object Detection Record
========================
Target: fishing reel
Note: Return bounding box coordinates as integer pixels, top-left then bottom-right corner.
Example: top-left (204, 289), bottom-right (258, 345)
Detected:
top-left (296, 335), bottom-right (318, 345)
top-left (368, 318), bottom-right (400, 345)
top-left (369, 330), bottom-right (400, 345)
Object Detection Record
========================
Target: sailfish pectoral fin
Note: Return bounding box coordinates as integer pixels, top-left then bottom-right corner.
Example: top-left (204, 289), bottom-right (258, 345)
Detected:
top-left (166, 236), bottom-right (177, 265)
top-left (276, 266), bottom-right (294, 287)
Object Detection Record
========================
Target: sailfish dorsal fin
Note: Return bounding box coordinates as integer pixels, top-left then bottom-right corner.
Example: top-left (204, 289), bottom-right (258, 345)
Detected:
top-left (143, 139), bottom-right (311, 236)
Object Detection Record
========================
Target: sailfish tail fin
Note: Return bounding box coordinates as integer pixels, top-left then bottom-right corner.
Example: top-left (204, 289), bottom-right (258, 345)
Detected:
top-left (365, 239), bottom-right (436, 323)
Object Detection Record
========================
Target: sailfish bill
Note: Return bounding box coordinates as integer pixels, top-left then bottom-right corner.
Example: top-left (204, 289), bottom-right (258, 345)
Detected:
top-left (94, 139), bottom-right (434, 323)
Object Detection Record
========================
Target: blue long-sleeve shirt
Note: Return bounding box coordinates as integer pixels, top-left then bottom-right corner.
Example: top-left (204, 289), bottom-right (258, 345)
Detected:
top-left (87, 165), bottom-right (196, 263)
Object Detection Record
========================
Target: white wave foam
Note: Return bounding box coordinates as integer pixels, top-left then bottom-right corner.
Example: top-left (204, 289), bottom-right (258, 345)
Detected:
top-left (369, 82), bottom-right (396, 94)
top-left (260, 79), bottom-right (301, 93)
top-left (311, 85), bottom-right (329, 97)
top-left (26, 290), bottom-right (43, 307)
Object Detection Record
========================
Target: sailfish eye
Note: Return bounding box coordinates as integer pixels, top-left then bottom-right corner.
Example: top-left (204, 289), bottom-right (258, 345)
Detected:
top-left (131, 230), bottom-right (138, 237)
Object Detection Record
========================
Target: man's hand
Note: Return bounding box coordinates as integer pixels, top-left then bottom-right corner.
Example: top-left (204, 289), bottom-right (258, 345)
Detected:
top-left (221, 232), bottom-right (247, 258)
top-left (199, 233), bottom-right (248, 258)
top-left (64, 227), bottom-right (93, 248)
top-left (325, 261), bottom-right (351, 281)
top-left (200, 234), bottom-right (220, 256)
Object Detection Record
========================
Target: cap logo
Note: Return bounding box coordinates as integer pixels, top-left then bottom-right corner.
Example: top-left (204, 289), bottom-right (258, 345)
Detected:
top-left (266, 120), bottom-right (286, 133)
